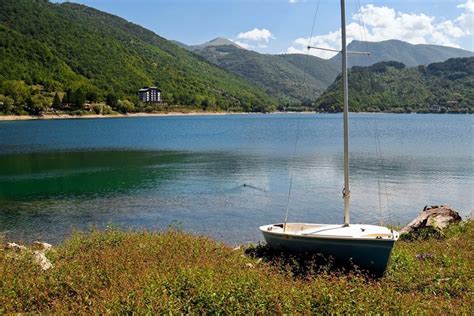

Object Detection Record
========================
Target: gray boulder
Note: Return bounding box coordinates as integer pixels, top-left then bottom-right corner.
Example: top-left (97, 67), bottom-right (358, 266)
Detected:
top-left (401, 204), bottom-right (462, 234)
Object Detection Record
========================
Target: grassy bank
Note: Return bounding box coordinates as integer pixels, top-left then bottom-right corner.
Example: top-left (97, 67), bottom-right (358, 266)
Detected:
top-left (1, 221), bottom-right (472, 314)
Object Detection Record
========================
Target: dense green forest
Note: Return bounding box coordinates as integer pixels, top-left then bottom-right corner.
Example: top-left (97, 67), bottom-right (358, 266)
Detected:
top-left (0, 0), bottom-right (277, 115)
top-left (314, 58), bottom-right (474, 113)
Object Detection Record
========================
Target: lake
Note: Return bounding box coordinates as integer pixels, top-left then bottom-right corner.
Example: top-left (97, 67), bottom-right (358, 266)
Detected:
top-left (0, 113), bottom-right (472, 245)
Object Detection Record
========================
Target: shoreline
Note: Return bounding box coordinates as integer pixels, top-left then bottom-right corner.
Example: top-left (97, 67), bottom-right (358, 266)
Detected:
top-left (0, 111), bottom-right (470, 121)
top-left (0, 112), bottom-right (238, 121)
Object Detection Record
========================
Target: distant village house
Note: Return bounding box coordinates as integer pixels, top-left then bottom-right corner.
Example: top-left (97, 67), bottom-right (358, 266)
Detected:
top-left (138, 86), bottom-right (161, 103)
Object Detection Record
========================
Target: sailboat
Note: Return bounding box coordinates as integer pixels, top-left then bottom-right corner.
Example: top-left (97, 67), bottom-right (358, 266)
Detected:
top-left (259, 0), bottom-right (399, 273)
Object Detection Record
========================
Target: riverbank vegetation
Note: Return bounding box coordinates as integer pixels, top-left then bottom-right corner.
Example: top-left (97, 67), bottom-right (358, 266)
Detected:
top-left (1, 221), bottom-right (472, 314)
top-left (0, 80), bottom-right (232, 116)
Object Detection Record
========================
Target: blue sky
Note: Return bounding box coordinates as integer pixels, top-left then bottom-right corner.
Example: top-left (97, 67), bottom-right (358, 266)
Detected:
top-left (54, 0), bottom-right (474, 58)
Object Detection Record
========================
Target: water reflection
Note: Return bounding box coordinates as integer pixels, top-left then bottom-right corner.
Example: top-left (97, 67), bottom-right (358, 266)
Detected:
top-left (0, 148), bottom-right (472, 244)
top-left (0, 151), bottom-right (188, 199)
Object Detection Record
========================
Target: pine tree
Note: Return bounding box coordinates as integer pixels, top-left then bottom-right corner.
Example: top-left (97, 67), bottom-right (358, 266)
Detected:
top-left (73, 88), bottom-right (86, 110)
top-left (106, 93), bottom-right (118, 108)
top-left (52, 92), bottom-right (62, 109)
top-left (63, 88), bottom-right (73, 107)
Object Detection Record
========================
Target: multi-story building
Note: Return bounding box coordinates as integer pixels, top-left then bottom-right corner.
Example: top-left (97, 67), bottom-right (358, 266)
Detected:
top-left (138, 86), bottom-right (161, 103)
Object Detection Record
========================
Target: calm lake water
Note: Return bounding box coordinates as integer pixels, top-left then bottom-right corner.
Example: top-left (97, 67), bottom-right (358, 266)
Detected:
top-left (0, 114), bottom-right (472, 245)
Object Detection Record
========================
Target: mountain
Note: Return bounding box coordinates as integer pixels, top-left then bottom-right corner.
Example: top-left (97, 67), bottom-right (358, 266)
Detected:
top-left (330, 40), bottom-right (474, 68)
top-left (1, 0), bottom-right (472, 115)
top-left (0, 0), bottom-right (276, 113)
top-left (315, 58), bottom-right (474, 113)
top-left (172, 38), bottom-right (242, 51)
top-left (193, 37), bottom-right (242, 50)
top-left (187, 37), bottom-right (473, 105)
top-left (169, 40), bottom-right (192, 50)
top-left (191, 41), bottom-right (339, 105)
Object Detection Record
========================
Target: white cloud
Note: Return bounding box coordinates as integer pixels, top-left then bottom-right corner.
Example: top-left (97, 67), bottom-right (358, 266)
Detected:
top-left (234, 28), bottom-right (275, 51)
top-left (458, 0), bottom-right (474, 12)
top-left (456, 0), bottom-right (474, 35)
top-left (287, 2), bottom-right (474, 59)
top-left (237, 28), bottom-right (274, 43)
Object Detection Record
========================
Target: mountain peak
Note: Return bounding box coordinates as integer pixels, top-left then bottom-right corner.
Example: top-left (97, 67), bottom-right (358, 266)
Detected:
top-left (194, 37), bottom-right (243, 49)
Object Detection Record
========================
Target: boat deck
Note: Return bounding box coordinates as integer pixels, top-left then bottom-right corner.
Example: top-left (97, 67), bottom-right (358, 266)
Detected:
top-left (260, 223), bottom-right (399, 240)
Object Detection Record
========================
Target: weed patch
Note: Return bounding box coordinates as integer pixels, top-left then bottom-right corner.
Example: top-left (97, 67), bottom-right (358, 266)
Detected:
top-left (1, 222), bottom-right (473, 314)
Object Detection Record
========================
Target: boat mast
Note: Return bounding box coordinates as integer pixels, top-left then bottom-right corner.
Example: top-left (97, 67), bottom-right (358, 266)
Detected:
top-left (340, 0), bottom-right (350, 226)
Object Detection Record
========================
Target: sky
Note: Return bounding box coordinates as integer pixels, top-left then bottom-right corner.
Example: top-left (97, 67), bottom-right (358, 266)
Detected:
top-left (53, 0), bottom-right (474, 58)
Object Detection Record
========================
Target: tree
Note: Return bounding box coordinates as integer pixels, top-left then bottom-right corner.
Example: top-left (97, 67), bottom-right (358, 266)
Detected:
top-left (52, 92), bottom-right (62, 110)
top-left (3, 96), bottom-right (14, 113)
top-left (72, 88), bottom-right (86, 110)
top-left (86, 90), bottom-right (99, 103)
top-left (0, 95), bottom-right (14, 114)
top-left (116, 100), bottom-right (135, 113)
top-left (63, 88), bottom-right (73, 107)
top-left (26, 94), bottom-right (49, 116)
top-left (1, 80), bottom-right (29, 105)
top-left (106, 93), bottom-right (118, 108)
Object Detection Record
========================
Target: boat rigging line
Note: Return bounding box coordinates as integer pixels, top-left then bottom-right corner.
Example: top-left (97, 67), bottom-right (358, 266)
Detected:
top-left (283, 0), bottom-right (320, 232)
top-left (354, 0), bottom-right (393, 224)
top-left (284, 0), bottom-right (391, 229)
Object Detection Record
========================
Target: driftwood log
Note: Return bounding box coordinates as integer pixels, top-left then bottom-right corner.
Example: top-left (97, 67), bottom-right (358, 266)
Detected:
top-left (400, 204), bottom-right (462, 235)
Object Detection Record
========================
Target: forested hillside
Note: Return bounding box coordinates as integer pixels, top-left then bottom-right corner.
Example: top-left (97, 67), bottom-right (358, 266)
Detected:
top-left (193, 44), bottom-right (339, 105)
top-left (184, 37), bottom-right (473, 107)
top-left (0, 0), bottom-right (276, 115)
top-left (315, 58), bottom-right (474, 113)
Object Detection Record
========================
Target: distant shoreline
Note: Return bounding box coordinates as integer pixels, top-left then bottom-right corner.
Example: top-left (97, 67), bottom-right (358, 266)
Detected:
top-left (0, 111), bottom-right (303, 121)
top-left (0, 112), bottom-right (239, 121)
top-left (0, 111), bottom-right (470, 121)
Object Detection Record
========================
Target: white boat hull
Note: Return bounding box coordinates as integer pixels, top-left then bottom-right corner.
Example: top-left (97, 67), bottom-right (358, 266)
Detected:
top-left (260, 223), bottom-right (399, 273)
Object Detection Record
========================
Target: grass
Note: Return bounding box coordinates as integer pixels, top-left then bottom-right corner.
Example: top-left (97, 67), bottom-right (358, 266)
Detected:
top-left (1, 221), bottom-right (473, 314)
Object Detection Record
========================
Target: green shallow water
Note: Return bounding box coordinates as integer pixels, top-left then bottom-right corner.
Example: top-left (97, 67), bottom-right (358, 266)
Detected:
top-left (0, 151), bottom-right (187, 199)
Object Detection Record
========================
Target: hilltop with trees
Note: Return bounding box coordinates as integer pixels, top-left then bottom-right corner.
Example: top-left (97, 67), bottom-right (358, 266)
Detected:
top-left (314, 58), bottom-right (474, 113)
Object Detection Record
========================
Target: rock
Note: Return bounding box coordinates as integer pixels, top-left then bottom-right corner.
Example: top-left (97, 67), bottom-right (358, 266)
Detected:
top-left (33, 250), bottom-right (53, 271)
top-left (5, 242), bottom-right (27, 252)
top-left (245, 263), bottom-right (254, 268)
top-left (32, 241), bottom-right (53, 251)
top-left (5, 241), bottom-right (53, 271)
top-left (400, 204), bottom-right (462, 235)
